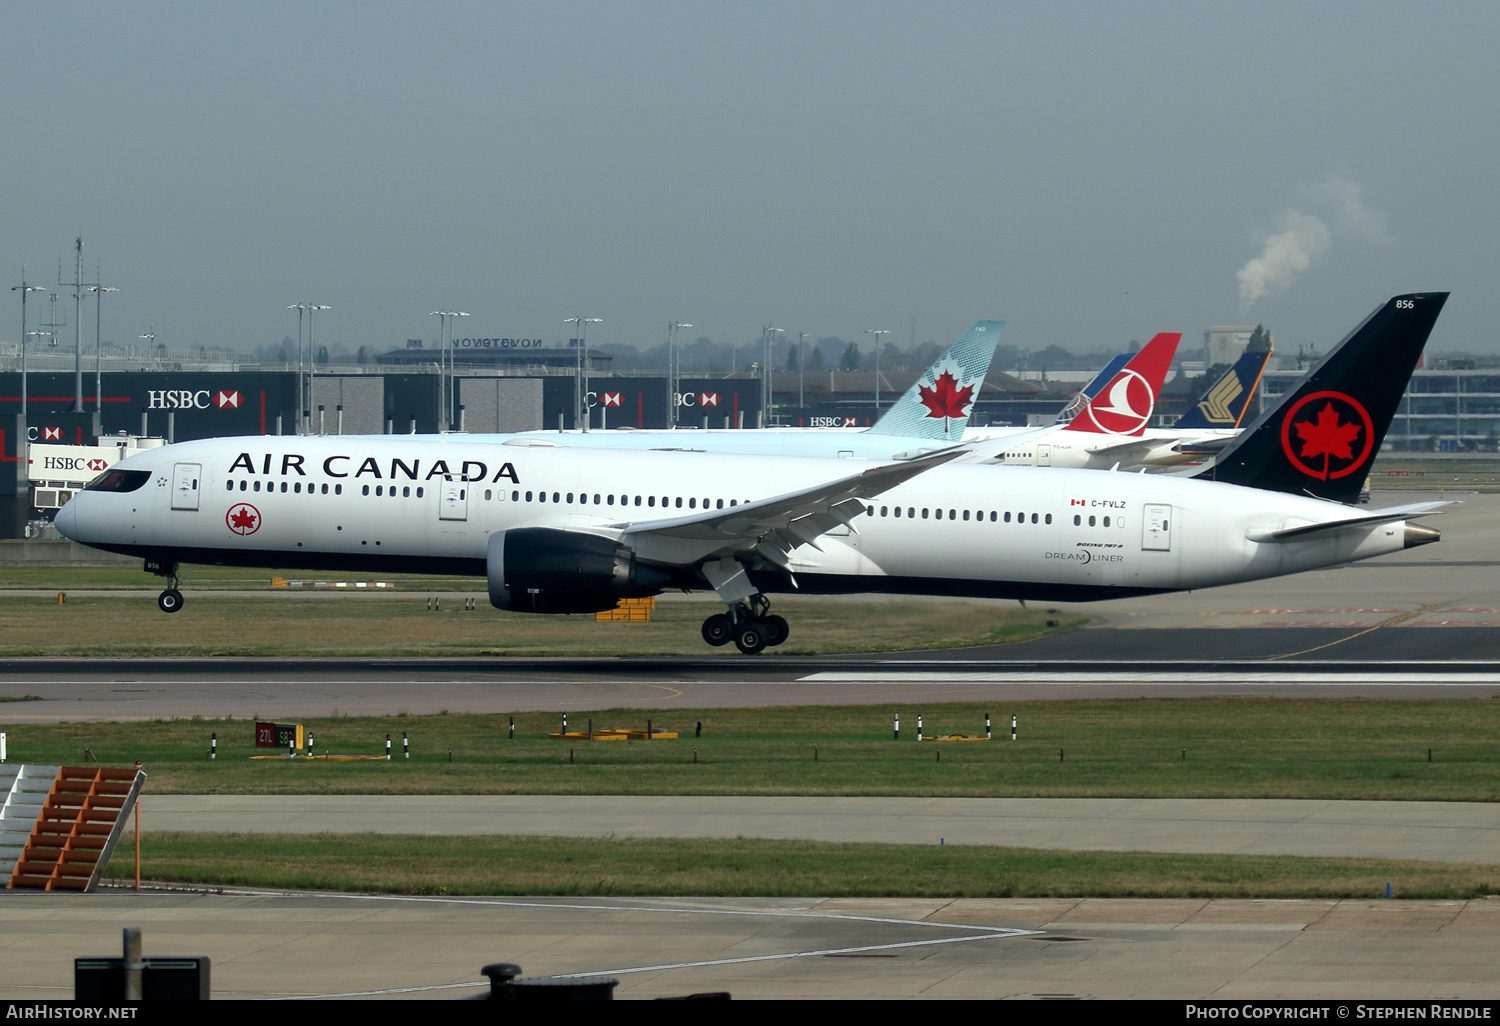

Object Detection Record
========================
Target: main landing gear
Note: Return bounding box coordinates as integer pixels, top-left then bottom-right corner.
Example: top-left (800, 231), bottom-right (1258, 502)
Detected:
top-left (701, 595), bottom-right (789, 655)
top-left (150, 560), bottom-right (185, 614)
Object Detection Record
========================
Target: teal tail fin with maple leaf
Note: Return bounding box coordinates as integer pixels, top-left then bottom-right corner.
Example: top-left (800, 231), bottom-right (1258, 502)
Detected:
top-left (1194, 293), bottom-right (1449, 503)
top-left (866, 320), bottom-right (1004, 439)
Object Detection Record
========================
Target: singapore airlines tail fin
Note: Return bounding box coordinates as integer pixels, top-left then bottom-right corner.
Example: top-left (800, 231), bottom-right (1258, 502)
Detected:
top-left (1054, 353), bottom-right (1130, 425)
top-left (1060, 332), bottom-right (1182, 437)
top-left (866, 320), bottom-right (1004, 439)
top-left (1195, 293), bottom-right (1449, 504)
top-left (1174, 348), bottom-right (1273, 431)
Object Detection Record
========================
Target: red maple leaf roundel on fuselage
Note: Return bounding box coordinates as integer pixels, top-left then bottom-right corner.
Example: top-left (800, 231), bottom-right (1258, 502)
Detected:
top-left (918, 370), bottom-right (975, 420)
top-left (226, 503), bottom-right (261, 535)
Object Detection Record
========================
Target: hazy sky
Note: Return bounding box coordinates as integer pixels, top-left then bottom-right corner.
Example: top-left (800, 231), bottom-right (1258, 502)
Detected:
top-left (2, 2), bottom-right (1495, 359)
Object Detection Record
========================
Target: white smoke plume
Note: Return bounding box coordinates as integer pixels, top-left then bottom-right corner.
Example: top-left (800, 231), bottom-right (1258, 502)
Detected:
top-left (1237, 176), bottom-right (1386, 313)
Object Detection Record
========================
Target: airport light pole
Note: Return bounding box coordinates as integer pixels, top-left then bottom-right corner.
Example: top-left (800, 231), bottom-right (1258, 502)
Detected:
top-left (88, 283), bottom-right (119, 417)
top-left (565, 316), bottom-right (601, 431)
top-left (797, 332), bottom-right (810, 411)
top-left (865, 329), bottom-right (891, 411)
top-left (66, 238), bottom-right (86, 412)
top-left (11, 277), bottom-right (46, 483)
top-left (288, 305), bottom-right (307, 433)
top-left (429, 310), bottom-right (469, 430)
top-left (289, 304), bottom-right (331, 433)
top-left (761, 325), bottom-right (782, 426)
top-left (667, 320), bottom-right (691, 428)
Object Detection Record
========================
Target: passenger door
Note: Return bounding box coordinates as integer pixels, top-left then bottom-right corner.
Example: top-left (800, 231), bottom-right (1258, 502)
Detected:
top-left (171, 463), bottom-right (201, 511)
top-left (1142, 503), bottom-right (1172, 551)
top-left (438, 479), bottom-right (469, 522)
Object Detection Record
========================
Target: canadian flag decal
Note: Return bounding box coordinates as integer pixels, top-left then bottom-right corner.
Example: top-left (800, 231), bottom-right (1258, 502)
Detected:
top-left (214, 390), bottom-right (243, 409)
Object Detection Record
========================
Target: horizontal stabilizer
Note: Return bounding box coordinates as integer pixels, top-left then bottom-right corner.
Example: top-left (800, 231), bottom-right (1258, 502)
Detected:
top-left (1246, 501), bottom-right (1450, 543)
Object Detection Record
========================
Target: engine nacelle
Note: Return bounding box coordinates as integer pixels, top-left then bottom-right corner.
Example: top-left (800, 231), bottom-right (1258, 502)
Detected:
top-left (487, 527), bottom-right (674, 614)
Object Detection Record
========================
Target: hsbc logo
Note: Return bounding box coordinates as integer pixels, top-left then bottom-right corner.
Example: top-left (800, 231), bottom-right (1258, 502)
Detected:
top-left (214, 390), bottom-right (243, 409)
top-left (600, 392), bottom-right (622, 407)
top-left (39, 456), bottom-right (109, 472)
top-left (673, 392), bottom-right (722, 408)
top-left (40, 426), bottom-right (61, 441)
top-left (148, 390), bottom-right (212, 410)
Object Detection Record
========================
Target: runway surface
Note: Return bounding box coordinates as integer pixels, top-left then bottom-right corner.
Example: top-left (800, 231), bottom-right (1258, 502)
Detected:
top-left (2, 491), bottom-right (1497, 998)
top-left (143, 794), bottom-right (1500, 864)
top-left (4, 891), bottom-right (1498, 1000)
top-left (2, 490), bottom-right (1500, 717)
top-left (6, 646), bottom-right (1500, 721)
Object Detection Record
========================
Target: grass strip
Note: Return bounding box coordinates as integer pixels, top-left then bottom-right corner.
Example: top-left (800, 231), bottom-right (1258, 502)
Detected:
top-left (0, 565), bottom-right (481, 590)
top-left (0, 594), bottom-right (1075, 657)
top-left (102, 831), bottom-right (1500, 900)
top-left (16, 698), bottom-right (1500, 802)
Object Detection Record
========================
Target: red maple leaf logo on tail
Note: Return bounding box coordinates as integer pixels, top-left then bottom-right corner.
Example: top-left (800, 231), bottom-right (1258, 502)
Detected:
top-left (1294, 403), bottom-right (1362, 463)
top-left (1294, 403), bottom-right (1362, 481)
top-left (1279, 391), bottom-right (1375, 481)
top-left (918, 370), bottom-right (974, 420)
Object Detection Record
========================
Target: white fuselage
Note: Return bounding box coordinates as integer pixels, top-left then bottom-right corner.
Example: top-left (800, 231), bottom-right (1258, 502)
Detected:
top-left (432, 422), bottom-right (1238, 472)
top-left (57, 435), bottom-right (1415, 604)
top-left (962, 424), bottom-right (1242, 469)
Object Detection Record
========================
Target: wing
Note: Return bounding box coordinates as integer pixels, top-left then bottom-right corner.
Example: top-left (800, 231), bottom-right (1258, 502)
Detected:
top-left (616, 447), bottom-right (964, 569)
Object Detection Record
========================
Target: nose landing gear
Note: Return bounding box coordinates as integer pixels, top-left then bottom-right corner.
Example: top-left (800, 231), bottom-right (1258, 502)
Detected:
top-left (701, 595), bottom-right (788, 655)
top-left (147, 559), bottom-right (185, 614)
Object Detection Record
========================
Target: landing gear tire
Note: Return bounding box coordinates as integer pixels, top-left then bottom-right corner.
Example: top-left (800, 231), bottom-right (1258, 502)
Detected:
top-left (733, 621), bottom-right (768, 655)
top-left (701, 613), bottom-right (733, 647)
top-left (763, 615), bottom-right (789, 647)
top-left (158, 589), bottom-right (184, 614)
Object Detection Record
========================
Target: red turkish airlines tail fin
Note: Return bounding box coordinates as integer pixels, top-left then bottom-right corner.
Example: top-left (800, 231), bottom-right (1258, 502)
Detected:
top-left (1061, 332), bottom-right (1182, 436)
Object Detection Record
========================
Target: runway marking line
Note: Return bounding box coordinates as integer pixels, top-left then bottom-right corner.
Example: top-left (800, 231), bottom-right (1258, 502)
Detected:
top-left (112, 887), bottom-right (1038, 1000)
top-left (1265, 601), bottom-right (1452, 661)
top-left (799, 671), bottom-right (1500, 684)
top-left (1242, 609), bottom-right (1401, 614)
top-left (1412, 621), bottom-right (1500, 627)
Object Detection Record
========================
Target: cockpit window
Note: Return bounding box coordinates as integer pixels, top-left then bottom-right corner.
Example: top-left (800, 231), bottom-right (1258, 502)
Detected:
top-left (84, 468), bottom-right (152, 493)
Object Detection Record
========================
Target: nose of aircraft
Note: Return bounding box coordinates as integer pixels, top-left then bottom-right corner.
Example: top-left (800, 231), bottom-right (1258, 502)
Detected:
top-left (54, 496), bottom-right (79, 539)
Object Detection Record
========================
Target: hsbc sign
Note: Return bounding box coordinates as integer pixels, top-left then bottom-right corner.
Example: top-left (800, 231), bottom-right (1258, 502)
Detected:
top-left (149, 390), bottom-right (210, 409)
top-left (674, 392), bottom-right (721, 407)
top-left (148, 389), bottom-right (243, 410)
top-left (28, 444), bottom-right (124, 482)
top-left (38, 455), bottom-right (108, 473)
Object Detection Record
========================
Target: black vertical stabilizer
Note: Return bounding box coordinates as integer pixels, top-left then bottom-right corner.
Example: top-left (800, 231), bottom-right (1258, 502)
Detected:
top-left (1193, 292), bottom-right (1448, 503)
